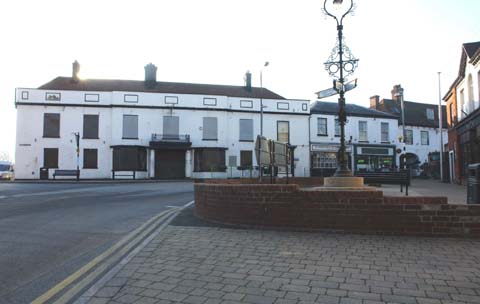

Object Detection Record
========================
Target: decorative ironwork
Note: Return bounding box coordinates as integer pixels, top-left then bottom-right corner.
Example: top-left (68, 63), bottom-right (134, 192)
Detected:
top-left (324, 37), bottom-right (359, 80)
top-left (151, 134), bottom-right (191, 142)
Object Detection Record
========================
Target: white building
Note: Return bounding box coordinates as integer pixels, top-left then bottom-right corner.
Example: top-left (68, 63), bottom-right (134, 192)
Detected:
top-left (15, 62), bottom-right (311, 180)
top-left (309, 101), bottom-right (399, 176)
top-left (370, 85), bottom-right (448, 173)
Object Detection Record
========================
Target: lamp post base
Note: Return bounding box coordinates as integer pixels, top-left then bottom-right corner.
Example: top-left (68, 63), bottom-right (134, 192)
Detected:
top-left (324, 176), bottom-right (364, 188)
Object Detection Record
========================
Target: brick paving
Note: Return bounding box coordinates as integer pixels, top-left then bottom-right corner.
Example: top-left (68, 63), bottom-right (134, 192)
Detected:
top-left (87, 225), bottom-right (480, 304)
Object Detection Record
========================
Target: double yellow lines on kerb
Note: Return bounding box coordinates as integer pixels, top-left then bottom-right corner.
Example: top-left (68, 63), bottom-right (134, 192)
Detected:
top-left (32, 207), bottom-right (180, 304)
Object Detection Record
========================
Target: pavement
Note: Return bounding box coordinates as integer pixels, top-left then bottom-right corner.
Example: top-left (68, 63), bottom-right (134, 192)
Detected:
top-left (83, 205), bottom-right (480, 304)
top-left (371, 179), bottom-right (468, 204)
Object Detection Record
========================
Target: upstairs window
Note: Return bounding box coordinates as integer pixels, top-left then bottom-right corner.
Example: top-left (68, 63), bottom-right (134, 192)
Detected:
top-left (358, 121), bottom-right (367, 141)
top-left (122, 115), bottom-right (138, 139)
top-left (468, 74), bottom-right (474, 112)
top-left (163, 116), bottom-right (179, 139)
top-left (405, 129), bottom-right (413, 145)
top-left (421, 131), bottom-right (429, 145)
top-left (239, 119), bottom-right (254, 141)
top-left (426, 108), bottom-right (434, 120)
top-left (277, 121), bottom-right (289, 143)
top-left (334, 119), bottom-right (340, 137)
top-left (381, 122), bottom-right (389, 142)
top-left (83, 115), bottom-right (99, 139)
top-left (202, 117), bottom-right (218, 140)
top-left (43, 113), bottom-right (60, 138)
top-left (317, 118), bottom-right (327, 136)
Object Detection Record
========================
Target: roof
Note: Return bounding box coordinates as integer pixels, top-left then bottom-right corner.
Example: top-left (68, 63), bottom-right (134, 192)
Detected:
top-left (375, 99), bottom-right (447, 128)
top-left (464, 41), bottom-right (480, 58)
top-left (310, 101), bottom-right (397, 119)
top-left (38, 77), bottom-right (286, 100)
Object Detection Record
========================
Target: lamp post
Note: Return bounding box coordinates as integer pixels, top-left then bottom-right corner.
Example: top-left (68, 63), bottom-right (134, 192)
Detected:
top-left (438, 72), bottom-right (444, 182)
top-left (394, 88), bottom-right (406, 169)
top-left (323, 0), bottom-right (358, 177)
top-left (260, 61), bottom-right (269, 137)
top-left (74, 132), bottom-right (80, 181)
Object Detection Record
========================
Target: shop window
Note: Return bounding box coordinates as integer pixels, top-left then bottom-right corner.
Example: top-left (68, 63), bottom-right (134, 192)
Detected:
top-left (312, 152), bottom-right (336, 168)
top-left (83, 114), bottom-right (99, 139)
top-left (43, 113), bottom-right (60, 138)
top-left (277, 121), bottom-right (289, 143)
top-left (194, 148), bottom-right (226, 172)
top-left (421, 131), bottom-right (429, 145)
top-left (381, 122), bottom-right (389, 142)
top-left (83, 149), bottom-right (98, 169)
top-left (202, 117), bottom-right (218, 140)
top-left (239, 119), bottom-right (253, 141)
top-left (112, 146), bottom-right (147, 171)
top-left (358, 121), bottom-right (367, 141)
top-left (44, 148), bottom-right (58, 168)
top-left (405, 129), bottom-right (413, 145)
top-left (317, 118), bottom-right (327, 136)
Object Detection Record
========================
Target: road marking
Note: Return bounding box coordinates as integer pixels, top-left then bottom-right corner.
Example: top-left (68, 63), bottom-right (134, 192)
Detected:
top-left (31, 207), bottom-right (178, 304)
top-left (0, 195), bottom-right (7, 199)
top-left (74, 200), bottom-right (195, 304)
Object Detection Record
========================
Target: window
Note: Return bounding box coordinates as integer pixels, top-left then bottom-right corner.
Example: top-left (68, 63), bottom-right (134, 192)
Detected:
top-left (203, 117), bottom-right (218, 140)
top-left (203, 98), bottom-right (217, 106)
top-left (122, 115), bottom-right (138, 139)
top-left (421, 131), bottom-right (429, 145)
top-left (194, 148), bottom-right (226, 172)
top-left (449, 103), bottom-right (455, 126)
top-left (84, 94), bottom-right (99, 102)
top-left (381, 122), bottom-right (389, 142)
top-left (334, 119), bottom-right (340, 136)
top-left (112, 147), bottom-right (147, 171)
top-left (460, 89), bottom-right (465, 118)
top-left (44, 148), bottom-right (58, 168)
top-left (43, 113), bottom-right (60, 138)
top-left (45, 92), bottom-right (61, 101)
top-left (21, 91), bottom-right (29, 100)
top-left (124, 94), bottom-right (138, 103)
top-left (240, 150), bottom-right (253, 167)
top-left (426, 108), bottom-right (434, 120)
top-left (317, 118), bottom-right (327, 136)
top-left (302, 103), bottom-right (308, 111)
top-left (163, 116), bottom-right (179, 139)
top-left (405, 129), bottom-right (413, 145)
top-left (83, 149), bottom-right (98, 169)
top-left (165, 96), bottom-right (178, 105)
top-left (277, 121), bottom-right (289, 143)
top-left (468, 74), bottom-right (474, 112)
top-left (358, 121), bottom-right (367, 142)
top-left (239, 119), bottom-right (253, 141)
top-left (83, 115), bottom-right (99, 139)
top-left (311, 152), bottom-right (336, 168)
top-left (240, 100), bottom-right (253, 108)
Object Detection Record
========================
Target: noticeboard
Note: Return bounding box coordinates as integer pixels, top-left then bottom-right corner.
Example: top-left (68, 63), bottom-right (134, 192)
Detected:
top-left (272, 141), bottom-right (288, 167)
top-left (255, 135), bottom-right (271, 167)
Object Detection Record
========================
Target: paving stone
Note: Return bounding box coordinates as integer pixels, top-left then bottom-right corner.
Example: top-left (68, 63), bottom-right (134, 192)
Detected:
top-left (242, 295), bottom-right (276, 304)
top-left (95, 287), bottom-right (121, 298)
top-left (314, 295), bottom-right (340, 304)
top-left (284, 291), bottom-right (318, 302)
top-left (381, 294), bottom-right (417, 304)
top-left (184, 295), bottom-right (208, 304)
top-left (87, 298), bottom-right (110, 304)
top-left (450, 294), bottom-right (480, 303)
top-left (155, 291), bottom-right (188, 302)
top-left (281, 284), bottom-right (310, 292)
top-left (115, 294), bottom-right (142, 304)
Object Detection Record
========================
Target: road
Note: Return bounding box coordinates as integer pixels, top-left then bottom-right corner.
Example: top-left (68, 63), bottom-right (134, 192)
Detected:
top-left (0, 181), bottom-right (194, 304)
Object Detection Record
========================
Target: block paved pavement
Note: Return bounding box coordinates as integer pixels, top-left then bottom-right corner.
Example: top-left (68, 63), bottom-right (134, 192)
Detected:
top-left (86, 215), bottom-right (480, 304)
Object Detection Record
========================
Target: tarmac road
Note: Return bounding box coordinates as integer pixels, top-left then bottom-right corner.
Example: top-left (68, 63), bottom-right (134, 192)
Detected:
top-left (0, 181), bottom-right (194, 304)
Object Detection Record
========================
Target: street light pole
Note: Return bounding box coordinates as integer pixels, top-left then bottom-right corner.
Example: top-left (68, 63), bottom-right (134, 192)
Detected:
top-left (74, 132), bottom-right (80, 181)
top-left (438, 72), bottom-right (444, 182)
top-left (323, 0), bottom-right (358, 177)
top-left (260, 61), bottom-right (269, 137)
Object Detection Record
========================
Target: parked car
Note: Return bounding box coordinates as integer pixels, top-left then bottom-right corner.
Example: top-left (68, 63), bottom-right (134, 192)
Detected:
top-left (0, 161), bottom-right (14, 180)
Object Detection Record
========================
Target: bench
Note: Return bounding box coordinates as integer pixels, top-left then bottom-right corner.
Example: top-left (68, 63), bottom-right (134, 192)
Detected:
top-left (53, 169), bottom-right (79, 180)
top-left (355, 170), bottom-right (410, 196)
top-left (112, 170), bottom-right (136, 180)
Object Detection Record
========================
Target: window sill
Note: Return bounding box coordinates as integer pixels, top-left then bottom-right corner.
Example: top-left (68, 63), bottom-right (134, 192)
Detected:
top-left (43, 136), bottom-right (60, 138)
top-left (358, 141), bottom-right (369, 143)
top-left (122, 137), bottom-right (139, 140)
top-left (83, 137), bottom-right (99, 140)
top-left (317, 134), bottom-right (328, 137)
top-left (202, 139), bottom-right (218, 141)
top-left (83, 167), bottom-right (98, 169)
top-left (239, 140), bottom-right (254, 142)
top-left (381, 141), bottom-right (391, 144)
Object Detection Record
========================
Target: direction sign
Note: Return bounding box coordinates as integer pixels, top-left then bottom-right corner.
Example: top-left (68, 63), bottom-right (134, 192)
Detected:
top-left (316, 87), bottom-right (338, 99)
top-left (316, 78), bottom-right (357, 99)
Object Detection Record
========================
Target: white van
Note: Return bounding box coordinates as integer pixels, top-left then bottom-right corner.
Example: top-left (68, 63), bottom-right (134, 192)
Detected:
top-left (0, 161), bottom-right (13, 180)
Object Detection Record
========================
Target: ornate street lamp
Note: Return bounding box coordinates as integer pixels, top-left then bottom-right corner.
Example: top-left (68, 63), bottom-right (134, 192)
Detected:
top-left (323, 0), bottom-right (359, 177)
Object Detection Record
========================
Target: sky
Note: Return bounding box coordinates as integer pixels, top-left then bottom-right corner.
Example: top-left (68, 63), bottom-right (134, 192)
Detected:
top-left (0, 0), bottom-right (479, 162)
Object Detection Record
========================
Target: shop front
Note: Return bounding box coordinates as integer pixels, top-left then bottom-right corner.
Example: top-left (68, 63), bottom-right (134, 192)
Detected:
top-left (310, 143), bottom-right (352, 177)
top-left (353, 144), bottom-right (396, 172)
top-left (456, 108), bottom-right (480, 180)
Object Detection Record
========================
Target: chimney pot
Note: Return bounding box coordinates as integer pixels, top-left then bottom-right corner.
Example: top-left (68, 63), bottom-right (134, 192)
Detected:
top-left (369, 95), bottom-right (380, 109)
top-left (72, 60), bottom-right (80, 82)
top-left (244, 71), bottom-right (252, 92)
top-left (144, 63), bottom-right (157, 88)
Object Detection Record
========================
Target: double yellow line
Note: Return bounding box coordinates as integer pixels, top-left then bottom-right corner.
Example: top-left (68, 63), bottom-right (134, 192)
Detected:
top-left (32, 207), bottom-right (180, 304)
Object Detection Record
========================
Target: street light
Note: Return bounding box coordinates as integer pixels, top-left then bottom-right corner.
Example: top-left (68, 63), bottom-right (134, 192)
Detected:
top-left (394, 88), bottom-right (406, 169)
top-left (323, 0), bottom-right (358, 177)
top-left (260, 61), bottom-right (269, 137)
top-left (74, 132), bottom-right (80, 181)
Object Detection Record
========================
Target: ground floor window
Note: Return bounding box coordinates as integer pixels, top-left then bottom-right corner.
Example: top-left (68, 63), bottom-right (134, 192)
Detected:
top-left (44, 148), bottom-right (58, 168)
top-left (112, 146), bottom-right (147, 171)
top-left (83, 149), bottom-right (98, 169)
top-left (311, 152), bottom-right (336, 169)
top-left (356, 155), bottom-right (394, 172)
top-left (194, 148), bottom-right (226, 172)
top-left (240, 150), bottom-right (253, 168)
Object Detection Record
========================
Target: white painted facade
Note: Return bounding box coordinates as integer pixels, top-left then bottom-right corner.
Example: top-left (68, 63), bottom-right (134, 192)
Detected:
top-left (15, 87), bottom-right (311, 179)
top-left (456, 53), bottom-right (480, 121)
top-left (399, 126), bottom-right (448, 166)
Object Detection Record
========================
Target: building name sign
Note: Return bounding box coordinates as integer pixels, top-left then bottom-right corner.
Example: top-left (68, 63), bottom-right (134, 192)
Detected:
top-left (311, 144), bottom-right (352, 152)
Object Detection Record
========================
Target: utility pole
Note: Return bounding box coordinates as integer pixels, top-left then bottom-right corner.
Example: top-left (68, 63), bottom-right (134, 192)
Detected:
top-left (438, 72), bottom-right (444, 182)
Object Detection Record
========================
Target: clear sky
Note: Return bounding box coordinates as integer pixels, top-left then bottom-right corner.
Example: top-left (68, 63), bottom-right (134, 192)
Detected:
top-left (1, 0), bottom-right (479, 162)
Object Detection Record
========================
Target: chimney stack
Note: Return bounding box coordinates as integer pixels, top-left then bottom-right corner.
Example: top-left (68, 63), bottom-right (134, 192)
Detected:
top-left (72, 60), bottom-right (80, 82)
top-left (369, 95), bottom-right (380, 109)
top-left (391, 84), bottom-right (403, 100)
top-left (244, 71), bottom-right (252, 92)
top-left (144, 63), bottom-right (157, 89)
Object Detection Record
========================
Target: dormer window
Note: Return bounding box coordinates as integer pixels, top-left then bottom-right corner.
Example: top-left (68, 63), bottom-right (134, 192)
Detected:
top-left (426, 108), bottom-right (434, 120)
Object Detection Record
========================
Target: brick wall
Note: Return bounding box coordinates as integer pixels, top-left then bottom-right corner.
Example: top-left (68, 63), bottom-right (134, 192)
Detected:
top-left (194, 183), bottom-right (480, 237)
top-left (193, 177), bottom-right (324, 187)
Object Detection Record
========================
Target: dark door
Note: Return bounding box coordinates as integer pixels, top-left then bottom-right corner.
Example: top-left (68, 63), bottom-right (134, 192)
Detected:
top-left (155, 150), bottom-right (185, 179)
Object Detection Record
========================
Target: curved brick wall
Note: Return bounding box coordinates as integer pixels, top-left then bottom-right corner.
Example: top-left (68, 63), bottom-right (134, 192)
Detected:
top-left (194, 183), bottom-right (480, 237)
